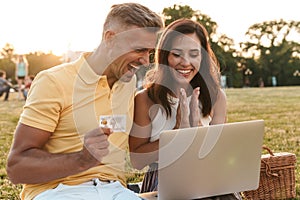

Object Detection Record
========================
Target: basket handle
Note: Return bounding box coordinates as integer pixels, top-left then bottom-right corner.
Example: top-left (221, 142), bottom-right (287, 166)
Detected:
top-left (262, 145), bottom-right (278, 177)
top-left (262, 145), bottom-right (274, 156)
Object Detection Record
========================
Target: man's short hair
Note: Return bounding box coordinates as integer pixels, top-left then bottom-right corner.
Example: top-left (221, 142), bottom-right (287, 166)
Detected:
top-left (103, 3), bottom-right (164, 32)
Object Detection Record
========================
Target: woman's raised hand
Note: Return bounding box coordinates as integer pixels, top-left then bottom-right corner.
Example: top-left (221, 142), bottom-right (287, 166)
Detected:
top-left (189, 87), bottom-right (202, 127)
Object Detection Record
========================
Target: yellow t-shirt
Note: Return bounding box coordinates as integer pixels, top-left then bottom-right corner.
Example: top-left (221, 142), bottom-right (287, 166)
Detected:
top-left (19, 53), bottom-right (136, 200)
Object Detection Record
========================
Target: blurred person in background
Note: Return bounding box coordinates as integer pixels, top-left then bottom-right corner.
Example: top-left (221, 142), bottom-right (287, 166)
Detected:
top-left (0, 69), bottom-right (13, 101)
top-left (11, 54), bottom-right (29, 100)
top-left (22, 75), bottom-right (35, 101)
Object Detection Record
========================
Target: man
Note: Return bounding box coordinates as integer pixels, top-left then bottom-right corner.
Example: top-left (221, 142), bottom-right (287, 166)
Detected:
top-left (6, 3), bottom-right (163, 200)
top-left (0, 70), bottom-right (13, 101)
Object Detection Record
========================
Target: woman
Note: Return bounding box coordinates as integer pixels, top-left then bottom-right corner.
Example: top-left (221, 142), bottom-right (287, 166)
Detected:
top-left (12, 55), bottom-right (29, 99)
top-left (129, 19), bottom-right (240, 199)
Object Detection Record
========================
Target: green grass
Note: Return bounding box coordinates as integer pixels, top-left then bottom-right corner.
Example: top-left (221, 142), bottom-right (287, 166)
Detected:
top-left (0, 95), bottom-right (24, 200)
top-left (225, 87), bottom-right (300, 199)
top-left (1, 87), bottom-right (300, 199)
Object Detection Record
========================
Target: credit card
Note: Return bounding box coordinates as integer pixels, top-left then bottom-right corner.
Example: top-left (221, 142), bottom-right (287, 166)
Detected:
top-left (99, 114), bottom-right (126, 132)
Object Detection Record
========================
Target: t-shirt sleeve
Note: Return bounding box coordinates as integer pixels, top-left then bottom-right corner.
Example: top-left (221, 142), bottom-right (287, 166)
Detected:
top-left (20, 71), bottom-right (64, 132)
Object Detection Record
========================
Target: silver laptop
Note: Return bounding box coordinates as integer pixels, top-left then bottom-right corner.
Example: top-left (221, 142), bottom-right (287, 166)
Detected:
top-left (157, 120), bottom-right (264, 200)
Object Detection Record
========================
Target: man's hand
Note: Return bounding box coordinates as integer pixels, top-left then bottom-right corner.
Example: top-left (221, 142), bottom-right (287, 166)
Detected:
top-left (80, 127), bottom-right (112, 165)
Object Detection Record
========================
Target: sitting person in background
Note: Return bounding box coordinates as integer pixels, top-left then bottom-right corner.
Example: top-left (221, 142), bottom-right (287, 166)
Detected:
top-left (129, 19), bottom-right (241, 199)
top-left (22, 75), bottom-right (35, 100)
top-left (0, 70), bottom-right (13, 101)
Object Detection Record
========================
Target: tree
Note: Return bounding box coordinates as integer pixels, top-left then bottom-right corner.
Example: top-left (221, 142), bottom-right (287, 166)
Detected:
top-left (162, 4), bottom-right (218, 37)
top-left (241, 19), bottom-right (300, 86)
top-left (26, 52), bottom-right (62, 75)
top-left (1, 43), bottom-right (14, 59)
top-left (163, 4), bottom-right (194, 26)
top-left (0, 43), bottom-right (15, 81)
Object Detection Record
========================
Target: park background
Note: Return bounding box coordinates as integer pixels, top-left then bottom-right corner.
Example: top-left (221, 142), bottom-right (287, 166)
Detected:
top-left (1, 2), bottom-right (300, 87)
top-left (0, 1), bottom-right (299, 199)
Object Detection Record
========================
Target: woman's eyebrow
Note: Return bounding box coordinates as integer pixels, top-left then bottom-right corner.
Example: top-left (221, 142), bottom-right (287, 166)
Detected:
top-left (170, 48), bottom-right (182, 51)
top-left (190, 49), bottom-right (201, 52)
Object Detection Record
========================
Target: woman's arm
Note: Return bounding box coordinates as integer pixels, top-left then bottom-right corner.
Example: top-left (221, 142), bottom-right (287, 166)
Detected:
top-left (25, 62), bottom-right (29, 77)
top-left (129, 90), bottom-right (159, 170)
top-left (210, 89), bottom-right (227, 125)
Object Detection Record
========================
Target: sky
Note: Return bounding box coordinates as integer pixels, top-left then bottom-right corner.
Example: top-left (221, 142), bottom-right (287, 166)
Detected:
top-left (1, 0), bottom-right (300, 56)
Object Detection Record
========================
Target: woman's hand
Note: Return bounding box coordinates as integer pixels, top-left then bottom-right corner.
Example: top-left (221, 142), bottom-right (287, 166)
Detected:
top-left (174, 88), bottom-right (190, 129)
top-left (190, 87), bottom-right (202, 127)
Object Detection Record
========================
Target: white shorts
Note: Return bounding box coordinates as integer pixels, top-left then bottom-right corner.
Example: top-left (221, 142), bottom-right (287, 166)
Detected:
top-left (34, 178), bottom-right (141, 200)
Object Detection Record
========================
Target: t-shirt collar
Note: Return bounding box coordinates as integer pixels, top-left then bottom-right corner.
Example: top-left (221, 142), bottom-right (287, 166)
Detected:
top-left (76, 52), bottom-right (105, 85)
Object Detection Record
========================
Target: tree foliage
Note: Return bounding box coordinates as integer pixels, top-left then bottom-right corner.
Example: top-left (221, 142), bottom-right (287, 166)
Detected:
top-left (163, 4), bottom-right (195, 26)
top-left (1, 43), bottom-right (14, 59)
top-left (242, 19), bottom-right (300, 86)
top-left (26, 52), bottom-right (62, 76)
top-left (162, 4), bottom-right (218, 37)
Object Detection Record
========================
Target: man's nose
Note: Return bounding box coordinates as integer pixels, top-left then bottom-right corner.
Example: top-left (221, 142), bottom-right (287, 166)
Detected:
top-left (138, 52), bottom-right (151, 67)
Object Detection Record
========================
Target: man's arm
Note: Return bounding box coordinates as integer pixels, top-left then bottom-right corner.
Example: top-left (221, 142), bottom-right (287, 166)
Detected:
top-left (6, 123), bottom-right (110, 184)
top-left (0, 78), bottom-right (11, 88)
top-left (5, 79), bottom-right (13, 88)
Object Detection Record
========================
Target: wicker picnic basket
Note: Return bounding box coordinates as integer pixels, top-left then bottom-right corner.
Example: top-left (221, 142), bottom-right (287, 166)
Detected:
top-left (243, 146), bottom-right (297, 200)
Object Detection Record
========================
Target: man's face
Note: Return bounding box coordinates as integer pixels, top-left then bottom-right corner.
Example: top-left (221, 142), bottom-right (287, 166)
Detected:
top-left (106, 27), bottom-right (159, 83)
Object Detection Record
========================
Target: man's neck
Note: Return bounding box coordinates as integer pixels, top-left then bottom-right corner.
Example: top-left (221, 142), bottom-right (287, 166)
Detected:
top-left (86, 51), bottom-right (118, 89)
top-left (86, 50), bottom-right (107, 75)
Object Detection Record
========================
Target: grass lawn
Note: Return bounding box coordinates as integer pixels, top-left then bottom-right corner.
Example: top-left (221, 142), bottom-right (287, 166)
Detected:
top-left (1, 86), bottom-right (299, 199)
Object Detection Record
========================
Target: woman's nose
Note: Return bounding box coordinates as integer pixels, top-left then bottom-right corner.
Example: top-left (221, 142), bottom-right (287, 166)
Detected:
top-left (180, 55), bottom-right (191, 66)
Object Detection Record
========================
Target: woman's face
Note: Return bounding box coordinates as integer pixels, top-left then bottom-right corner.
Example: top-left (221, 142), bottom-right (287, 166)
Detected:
top-left (167, 33), bottom-right (201, 84)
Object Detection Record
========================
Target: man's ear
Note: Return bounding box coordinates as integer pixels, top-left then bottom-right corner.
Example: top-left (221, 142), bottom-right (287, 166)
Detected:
top-left (103, 30), bottom-right (115, 47)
